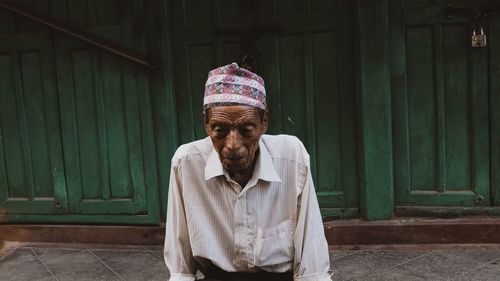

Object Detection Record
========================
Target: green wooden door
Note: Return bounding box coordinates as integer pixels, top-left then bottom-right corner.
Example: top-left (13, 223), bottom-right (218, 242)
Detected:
top-left (51, 0), bottom-right (157, 216)
top-left (390, 0), bottom-right (490, 207)
top-left (0, 0), bottom-right (159, 223)
top-left (0, 2), bottom-right (68, 215)
top-left (170, 0), bottom-right (358, 217)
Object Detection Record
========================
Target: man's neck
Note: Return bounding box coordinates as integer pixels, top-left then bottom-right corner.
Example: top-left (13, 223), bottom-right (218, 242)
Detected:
top-left (228, 149), bottom-right (260, 188)
top-left (229, 162), bottom-right (255, 188)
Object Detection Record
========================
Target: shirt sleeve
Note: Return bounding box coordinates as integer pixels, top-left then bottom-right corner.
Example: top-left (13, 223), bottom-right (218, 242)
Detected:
top-left (164, 162), bottom-right (197, 281)
top-left (292, 161), bottom-right (332, 281)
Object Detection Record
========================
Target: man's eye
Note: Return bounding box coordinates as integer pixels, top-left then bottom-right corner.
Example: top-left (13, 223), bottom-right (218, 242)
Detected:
top-left (240, 126), bottom-right (255, 135)
top-left (213, 126), bottom-right (228, 135)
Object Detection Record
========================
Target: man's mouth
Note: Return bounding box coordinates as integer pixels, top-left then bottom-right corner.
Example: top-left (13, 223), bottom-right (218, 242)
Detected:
top-left (227, 157), bottom-right (244, 162)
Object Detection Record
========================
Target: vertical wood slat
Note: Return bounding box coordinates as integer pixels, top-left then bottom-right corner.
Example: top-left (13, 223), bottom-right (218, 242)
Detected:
top-left (389, 0), bottom-right (410, 204)
top-left (40, 48), bottom-right (67, 208)
top-left (92, 50), bottom-right (110, 201)
top-left (271, 35), bottom-right (284, 133)
top-left (0, 118), bottom-right (8, 202)
top-left (442, 24), bottom-right (472, 190)
top-left (22, 51), bottom-right (52, 197)
top-left (278, 34), bottom-right (306, 143)
top-left (358, 0), bottom-right (393, 219)
top-left (101, 53), bottom-right (129, 200)
top-left (171, 0), bottom-right (195, 145)
top-left (188, 45), bottom-right (215, 139)
top-left (54, 41), bottom-right (81, 213)
top-left (337, 1), bottom-right (357, 208)
top-left (311, 32), bottom-right (341, 195)
top-left (72, 50), bottom-right (100, 200)
top-left (12, 52), bottom-right (35, 200)
top-left (155, 0), bottom-right (179, 218)
top-left (123, 64), bottom-right (145, 201)
top-left (138, 0), bottom-right (159, 217)
top-left (304, 32), bottom-right (317, 182)
top-left (0, 55), bottom-right (14, 202)
top-left (48, 0), bottom-right (79, 213)
top-left (134, 69), bottom-right (151, 213)
top-left (406, 26), bottom-right (436, 191)
top-left (434, 25), bottom-right (446, 193)
top-left (470, 34), bottom-right (490, 202)
top-left (180, 44), bottom-right (195, 143)
top-left (491, 15), bottom-right (500, 206)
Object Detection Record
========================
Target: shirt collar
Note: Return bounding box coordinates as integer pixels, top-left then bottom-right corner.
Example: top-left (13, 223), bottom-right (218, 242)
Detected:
top-left (205, 148), bottom-right (224, 180)
top-left (204, 138), bottom-right (282, 183)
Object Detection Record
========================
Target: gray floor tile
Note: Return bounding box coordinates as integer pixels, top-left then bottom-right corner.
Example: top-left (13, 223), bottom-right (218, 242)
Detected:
top-left (454, 260), bottom-right (500, 281)
top-left (91, 249), bottom-right (170, 281)
top-left (150, 250), bottom-right (164, 259)
top-left (365, 250), bottom-right (429, 264)
top-left (402, 250), bottom-right (500, 280)
top-left (361, 265), bottom-right (444, 281)
top-left (33, 248), bottom-right (123, 281)
top-left (331, 250), bottom-right (357, 260)
top-left (331, 251), bottom-right (399, 280)
top-left (433, 250), bottom-right (500, 264)
top-left (90, 249), bottom-right (144, 264)
top-left (0, 248), bottom-right (54, 281)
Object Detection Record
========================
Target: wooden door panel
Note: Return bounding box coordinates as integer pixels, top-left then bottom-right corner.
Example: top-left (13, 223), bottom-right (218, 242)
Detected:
top-left (0, 4), bottom-right (68, 214)
top-left (0, 0), bottom-right (158, 222)
top-left (391, 0), bottom-right (490, 206)
top-left (171, 0), bottom-right (358, 212)
top-left (53, 0), bottom-right (151, 215)
top-left (258, 2), bottom-right (358, 209)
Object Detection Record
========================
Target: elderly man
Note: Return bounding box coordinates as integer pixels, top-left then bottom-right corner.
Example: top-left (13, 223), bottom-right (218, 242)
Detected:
top-left (164, 63), bottom-right (331, 281)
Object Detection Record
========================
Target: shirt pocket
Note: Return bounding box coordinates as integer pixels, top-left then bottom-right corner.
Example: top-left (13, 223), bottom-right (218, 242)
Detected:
top-left (253, 219), bottom-right (294, 267)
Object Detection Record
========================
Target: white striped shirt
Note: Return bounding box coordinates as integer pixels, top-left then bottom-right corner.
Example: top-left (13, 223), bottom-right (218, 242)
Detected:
top-left (164, 134), bottom-right (331, 281)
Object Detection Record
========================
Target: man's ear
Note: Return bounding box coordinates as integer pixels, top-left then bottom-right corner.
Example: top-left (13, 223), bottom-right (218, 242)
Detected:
top-left (261, 110), bottom-right (269, 134)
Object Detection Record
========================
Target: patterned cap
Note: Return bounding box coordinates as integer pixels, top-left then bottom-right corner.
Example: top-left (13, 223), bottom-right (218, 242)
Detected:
top-left (203, 63), bottom-right (266, 110)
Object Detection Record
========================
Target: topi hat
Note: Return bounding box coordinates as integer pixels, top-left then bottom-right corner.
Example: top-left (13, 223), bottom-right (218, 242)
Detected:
top-left (203, 63), bottom-right (266, 110)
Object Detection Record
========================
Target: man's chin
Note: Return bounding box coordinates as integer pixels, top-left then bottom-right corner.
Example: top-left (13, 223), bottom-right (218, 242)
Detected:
top-left (222, 159), bottom-right (248, 172)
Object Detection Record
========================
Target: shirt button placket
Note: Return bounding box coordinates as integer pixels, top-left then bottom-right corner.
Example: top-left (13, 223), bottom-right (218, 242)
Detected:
top-left (233, 192), bottom-right (248, 270)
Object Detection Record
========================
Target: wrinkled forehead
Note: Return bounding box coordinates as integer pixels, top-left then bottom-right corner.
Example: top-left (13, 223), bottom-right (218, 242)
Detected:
top-left (206, 105), bottom-right (260, 124)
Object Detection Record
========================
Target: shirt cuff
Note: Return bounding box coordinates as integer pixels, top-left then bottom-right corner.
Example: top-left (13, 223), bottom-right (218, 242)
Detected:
top-left (168, 273), bottom-right (196, 281)
top-left (294, 272), bottom-right (332, 281)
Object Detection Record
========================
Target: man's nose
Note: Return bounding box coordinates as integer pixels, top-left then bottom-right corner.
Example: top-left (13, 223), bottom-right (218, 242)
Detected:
top-left (225, 129), bottom-right (242, 150)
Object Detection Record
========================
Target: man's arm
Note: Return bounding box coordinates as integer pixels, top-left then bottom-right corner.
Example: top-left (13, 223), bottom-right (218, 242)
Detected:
top-left (293, 161), bottom-right (332, 281)
top-left (164, 163), bottom-right (197, 281)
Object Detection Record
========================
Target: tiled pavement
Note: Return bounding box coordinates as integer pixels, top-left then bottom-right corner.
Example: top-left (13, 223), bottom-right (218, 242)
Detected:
top-left (1, 243), bottom-right (500, 280)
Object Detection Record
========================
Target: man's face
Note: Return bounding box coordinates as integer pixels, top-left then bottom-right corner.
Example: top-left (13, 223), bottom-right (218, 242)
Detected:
top-left (205, 105), bottom-right (268, 173)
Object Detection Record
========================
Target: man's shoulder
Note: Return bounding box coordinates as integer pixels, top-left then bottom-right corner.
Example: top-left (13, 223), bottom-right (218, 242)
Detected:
top-left (171, 137), bottom-right (212, 165)
top-left (261, 134), bottom-right (310, 165)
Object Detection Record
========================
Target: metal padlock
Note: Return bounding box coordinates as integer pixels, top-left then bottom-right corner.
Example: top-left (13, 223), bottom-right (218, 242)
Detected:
top-left (472, 27), bottom-right (487, 47)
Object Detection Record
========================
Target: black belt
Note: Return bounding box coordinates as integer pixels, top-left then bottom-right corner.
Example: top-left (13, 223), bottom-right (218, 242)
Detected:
top-left (203, 265), bottom-right (293, 281)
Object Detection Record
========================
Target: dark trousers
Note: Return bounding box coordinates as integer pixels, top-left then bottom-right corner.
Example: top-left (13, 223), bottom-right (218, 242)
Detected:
top-left (200, 266), bottom-right (293, 281)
